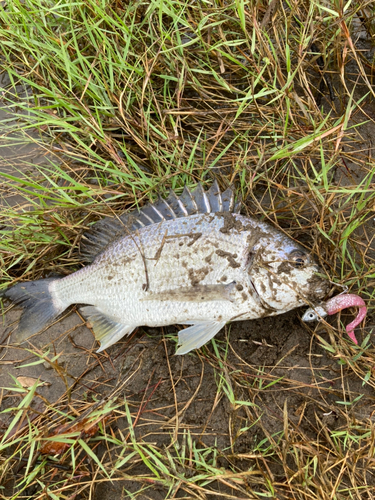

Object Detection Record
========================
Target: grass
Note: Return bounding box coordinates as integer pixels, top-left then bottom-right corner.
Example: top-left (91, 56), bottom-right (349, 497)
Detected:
top-left (0, 0), bottom-right (375, 498)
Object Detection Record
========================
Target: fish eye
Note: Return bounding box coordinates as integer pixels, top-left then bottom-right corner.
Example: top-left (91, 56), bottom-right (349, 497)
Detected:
top-left (307, 312), bottom-right (315, 320)
top-left (289, 250), bottom-right (307, 268)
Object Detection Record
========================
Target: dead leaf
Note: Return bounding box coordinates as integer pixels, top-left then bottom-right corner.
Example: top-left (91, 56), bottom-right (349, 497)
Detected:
top-left (40, 417), bottom-right (102, 455)
top-left (17, 376), bottom-right (50, 388)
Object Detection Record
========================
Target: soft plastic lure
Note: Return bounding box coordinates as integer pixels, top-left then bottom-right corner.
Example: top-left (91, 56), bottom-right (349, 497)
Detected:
top-left (302, 294), bottom-right (367, 344)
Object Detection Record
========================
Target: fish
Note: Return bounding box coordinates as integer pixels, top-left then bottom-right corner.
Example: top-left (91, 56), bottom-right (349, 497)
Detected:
top-left (302, 293), bottom-right (367, 344)
top-left (2, 181), bottom-right (331, 355)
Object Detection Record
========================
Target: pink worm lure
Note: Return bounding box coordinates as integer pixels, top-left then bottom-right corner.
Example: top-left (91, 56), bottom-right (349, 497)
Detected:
top-left (302, 294), bottom-right (367, 345)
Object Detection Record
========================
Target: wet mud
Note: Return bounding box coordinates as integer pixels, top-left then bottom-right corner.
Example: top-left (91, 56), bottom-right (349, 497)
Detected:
top-left (0, 302), bottom-right (373, 498)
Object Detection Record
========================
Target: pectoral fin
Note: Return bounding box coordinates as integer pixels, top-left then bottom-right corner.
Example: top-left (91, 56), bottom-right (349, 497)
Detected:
top-left (80, 306), bottom-right (136, 352)
top-left (175, 320), bottom-right (226, 355)
top-left (142, 282), bottom-right (236, 303)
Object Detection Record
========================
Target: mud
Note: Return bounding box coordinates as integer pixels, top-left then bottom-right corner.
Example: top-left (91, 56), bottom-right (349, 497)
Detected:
top-left (0, 302), bottom-right (373, 498)
top-left (216, 249), bottom-right (241, 268)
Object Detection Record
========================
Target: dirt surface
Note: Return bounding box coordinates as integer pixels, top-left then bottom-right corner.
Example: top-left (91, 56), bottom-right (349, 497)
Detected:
top-left (1, 298), bottom-right (374, 498)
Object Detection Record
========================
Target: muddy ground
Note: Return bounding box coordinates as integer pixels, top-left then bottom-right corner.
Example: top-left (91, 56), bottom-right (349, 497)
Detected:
top-left (1, 286), bottom-right (374, 498)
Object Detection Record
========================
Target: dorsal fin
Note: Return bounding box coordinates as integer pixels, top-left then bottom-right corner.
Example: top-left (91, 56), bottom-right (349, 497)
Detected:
top-left (80, 181), bottom-right (241, 263)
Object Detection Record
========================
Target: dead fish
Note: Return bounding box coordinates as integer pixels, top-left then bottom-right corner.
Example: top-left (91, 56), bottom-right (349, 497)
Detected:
top-left (302, 294), bottom-right (367, 344)
top-left (2, 181), bottom-right (331, 355)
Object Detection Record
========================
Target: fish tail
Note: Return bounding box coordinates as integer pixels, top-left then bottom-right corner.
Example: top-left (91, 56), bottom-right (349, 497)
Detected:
top-left (2, 278), bottom-right (67, 342)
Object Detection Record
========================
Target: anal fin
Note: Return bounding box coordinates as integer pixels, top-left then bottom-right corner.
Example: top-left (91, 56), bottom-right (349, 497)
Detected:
top-left (80, 306), bottom-right (136, 352)
top-left (175, 320), bottom-right (226, 355)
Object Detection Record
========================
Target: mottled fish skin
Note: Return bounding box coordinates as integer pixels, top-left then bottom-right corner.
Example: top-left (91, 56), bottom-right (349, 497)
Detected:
top-left (56, 212), bottom-right (329, 335)
top-left (54, 214), bottom-right (326, 320)
top-left (3, 183), bottom-right (330, 354)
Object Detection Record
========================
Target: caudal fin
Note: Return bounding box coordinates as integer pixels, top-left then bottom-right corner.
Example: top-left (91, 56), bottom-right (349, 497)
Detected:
top-left (2, 278), bottom-right (65, 343)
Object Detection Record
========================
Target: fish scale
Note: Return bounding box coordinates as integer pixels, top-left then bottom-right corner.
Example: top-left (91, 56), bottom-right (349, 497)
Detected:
top-left (56, 214), bottom-right (253, 324)
top-left (2, 181), bottom-right (331, 355)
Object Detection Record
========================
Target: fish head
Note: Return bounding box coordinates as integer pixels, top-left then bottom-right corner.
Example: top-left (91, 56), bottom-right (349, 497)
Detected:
top-left (248, 234), bottom-right (330, 313)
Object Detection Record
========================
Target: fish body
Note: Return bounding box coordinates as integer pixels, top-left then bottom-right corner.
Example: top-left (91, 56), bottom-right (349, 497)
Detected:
top-left (3, 182), bottom-right (330, 354)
